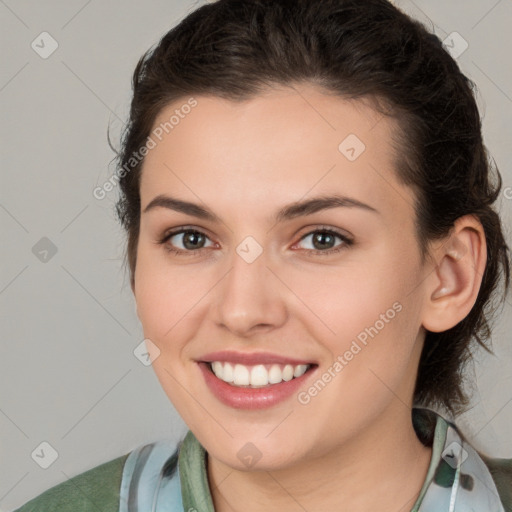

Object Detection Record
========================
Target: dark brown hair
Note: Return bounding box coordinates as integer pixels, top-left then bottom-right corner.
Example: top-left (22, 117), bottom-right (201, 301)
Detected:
top-left (114, 0), bottom-right (510, 416)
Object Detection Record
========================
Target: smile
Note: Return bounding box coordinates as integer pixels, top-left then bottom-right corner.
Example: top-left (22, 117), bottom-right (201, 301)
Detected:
top-left (198, 361), bottom-right (318, 409)
top-left (209, 361), bottom-right (311, 387)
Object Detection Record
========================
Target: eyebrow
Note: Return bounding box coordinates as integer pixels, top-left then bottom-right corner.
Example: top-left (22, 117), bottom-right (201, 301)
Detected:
top-left (142, 193), bottom-right (379, 222)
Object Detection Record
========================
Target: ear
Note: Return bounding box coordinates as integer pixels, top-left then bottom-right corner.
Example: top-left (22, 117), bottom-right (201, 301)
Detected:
top-left (421, 214), bottom-right (487, 333)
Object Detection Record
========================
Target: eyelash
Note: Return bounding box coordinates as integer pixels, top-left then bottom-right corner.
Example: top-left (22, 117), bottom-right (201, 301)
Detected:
top-left (157, 225), bottom-right (354, 258)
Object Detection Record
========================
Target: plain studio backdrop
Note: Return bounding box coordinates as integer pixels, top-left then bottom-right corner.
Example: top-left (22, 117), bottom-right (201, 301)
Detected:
top-left (1, 0), bottom-right (511, 510)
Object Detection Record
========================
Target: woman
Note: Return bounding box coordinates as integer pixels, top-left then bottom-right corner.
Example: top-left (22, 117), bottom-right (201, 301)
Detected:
top-left (13, 0), bottom-right (512, 510)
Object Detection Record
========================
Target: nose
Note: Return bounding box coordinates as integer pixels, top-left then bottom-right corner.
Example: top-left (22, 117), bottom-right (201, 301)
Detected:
top-left (212, 244), bottom-right (288, 337)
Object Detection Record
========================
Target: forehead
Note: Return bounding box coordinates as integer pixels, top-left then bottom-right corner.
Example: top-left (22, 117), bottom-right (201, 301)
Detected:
top-left (139, 84), bottom-right (415, 224)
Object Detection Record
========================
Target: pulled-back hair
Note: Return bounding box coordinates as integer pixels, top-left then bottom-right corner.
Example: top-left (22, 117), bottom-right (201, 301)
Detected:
top-left (114, 0), bottom-right (510, 416)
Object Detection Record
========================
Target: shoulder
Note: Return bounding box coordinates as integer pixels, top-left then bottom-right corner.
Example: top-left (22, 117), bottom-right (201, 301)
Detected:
top-left (12, 451), bottom-right (131, 512)
top-left (479, 453), bottom-right (512, 511)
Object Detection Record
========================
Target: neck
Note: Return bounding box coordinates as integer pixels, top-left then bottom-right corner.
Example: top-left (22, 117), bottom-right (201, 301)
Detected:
top-left (207, 403), bottom-right (433, 512)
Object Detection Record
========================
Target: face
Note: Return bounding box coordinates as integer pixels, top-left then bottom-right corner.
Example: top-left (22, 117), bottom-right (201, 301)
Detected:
top-left (133, 83), bottom-right (430, 471)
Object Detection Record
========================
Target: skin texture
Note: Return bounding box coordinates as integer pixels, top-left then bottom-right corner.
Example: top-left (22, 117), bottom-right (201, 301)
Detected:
top-left (132, 83), bottom-right (487, 512)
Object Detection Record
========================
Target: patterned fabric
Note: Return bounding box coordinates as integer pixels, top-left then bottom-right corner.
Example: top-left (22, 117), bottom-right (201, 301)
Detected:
top-left (416, 417), bottom-right (505, 511)
top-left (118, 408), bottom-right (507, 511)
top-left (118, 441), bottom-right (184, 512)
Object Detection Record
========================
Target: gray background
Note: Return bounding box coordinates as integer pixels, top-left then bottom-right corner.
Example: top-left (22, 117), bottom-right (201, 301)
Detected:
top-left (1, 0), bottom-right (511, 509)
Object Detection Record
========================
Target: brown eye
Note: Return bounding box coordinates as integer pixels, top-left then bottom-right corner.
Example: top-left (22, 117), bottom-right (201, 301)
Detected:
top-left (159, 228), bottom-right (214, 256)
top-left (174, 230), bottom-right (207, 250)
top-left (295, 228), bottom-right (353, 256)
top-left (311, 231), bottom-right (337, 250)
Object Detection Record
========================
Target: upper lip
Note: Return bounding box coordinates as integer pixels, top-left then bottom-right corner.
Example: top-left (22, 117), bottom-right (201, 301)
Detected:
top-left (198, 350), bottom-right (316, 366)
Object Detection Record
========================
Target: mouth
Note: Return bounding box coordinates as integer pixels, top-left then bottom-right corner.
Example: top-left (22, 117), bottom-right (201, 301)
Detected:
top-left (201, 360), bottom-right (318, 388)
top-left (195, 350), bottom-right (319, 409)
top-left (197, 359), bottom-right (319, 409)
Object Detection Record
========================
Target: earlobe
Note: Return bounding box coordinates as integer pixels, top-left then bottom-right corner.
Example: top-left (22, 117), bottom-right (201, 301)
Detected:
top-left (422, 215), bottom-right (486, 333)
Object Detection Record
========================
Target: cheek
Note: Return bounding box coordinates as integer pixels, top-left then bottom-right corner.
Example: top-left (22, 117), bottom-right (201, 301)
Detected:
top-left (287, 258), bottom-right (405, 340)
top-left (134, 248), bottom-right (197, 342)
top-left (134, 255), bottom-right (200, 408)
top-left (288, 250), bottom-right (421, 381)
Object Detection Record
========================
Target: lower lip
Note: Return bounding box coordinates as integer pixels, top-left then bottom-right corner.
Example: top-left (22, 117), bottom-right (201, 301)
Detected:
top-left (197, 362), bottom-right (317, 410)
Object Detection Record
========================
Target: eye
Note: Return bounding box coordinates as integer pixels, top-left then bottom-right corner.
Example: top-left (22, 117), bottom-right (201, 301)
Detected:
top-left (293, 228), bottom-right (353, 256)
top-left (157, 226), bottom-right (353, 257)
top-left (158, 227), bottom-right (215, 256)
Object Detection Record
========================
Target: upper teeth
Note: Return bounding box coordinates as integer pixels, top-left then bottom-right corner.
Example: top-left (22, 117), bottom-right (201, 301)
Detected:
top-left (210, 362), bottom-right (310, 387)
